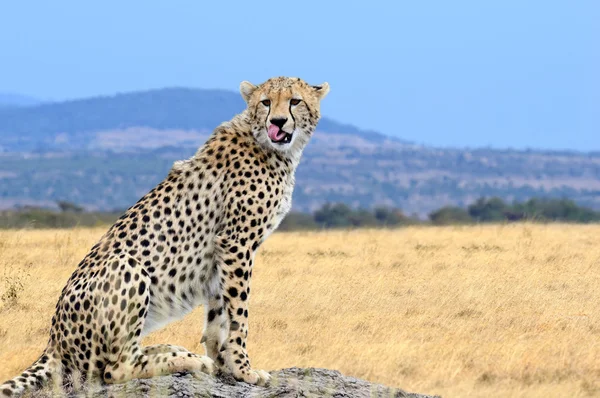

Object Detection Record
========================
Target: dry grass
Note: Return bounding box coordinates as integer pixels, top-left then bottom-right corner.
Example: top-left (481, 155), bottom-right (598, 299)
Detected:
top-left (0, 224), bottom-right (599, 397)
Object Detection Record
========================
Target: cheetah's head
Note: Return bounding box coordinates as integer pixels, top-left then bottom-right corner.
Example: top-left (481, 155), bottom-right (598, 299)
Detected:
top-left (240, 77), bottom-right (330, 155)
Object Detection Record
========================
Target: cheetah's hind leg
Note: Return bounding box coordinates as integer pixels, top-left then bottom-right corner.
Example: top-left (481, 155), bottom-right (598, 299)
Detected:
top-left (102, 257), bottom-right (214, 384)
top-left (104, 349), bottom-right (214, 384)
top-left (142, 344), bottom-right (190, 356)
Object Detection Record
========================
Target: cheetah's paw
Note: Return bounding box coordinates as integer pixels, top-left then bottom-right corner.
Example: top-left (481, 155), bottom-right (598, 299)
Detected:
top-left (238, 368), bottom-right (271, 386)
top-left (190, 356), bottom-right (215, 378)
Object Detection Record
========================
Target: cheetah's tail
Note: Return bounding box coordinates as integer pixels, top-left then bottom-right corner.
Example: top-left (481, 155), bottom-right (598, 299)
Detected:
top-left (0, 347), bottom-right (62, 398)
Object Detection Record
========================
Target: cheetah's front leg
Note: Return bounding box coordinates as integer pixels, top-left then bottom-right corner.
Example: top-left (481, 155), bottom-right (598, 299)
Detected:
top-left (202, 296), bottom-right (228, 361)
top-left (214, 236), bottom-right (271, 386)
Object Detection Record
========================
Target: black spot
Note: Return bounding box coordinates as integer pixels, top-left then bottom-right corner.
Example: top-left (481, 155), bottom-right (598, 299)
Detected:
top-left (228, 287), bottom-right (238, 298)
top-left (207, 309), bottom-right (216, 322)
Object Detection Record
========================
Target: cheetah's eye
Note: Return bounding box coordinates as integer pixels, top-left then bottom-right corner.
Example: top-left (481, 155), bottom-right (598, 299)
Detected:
top-left (290, 99), bottom-right (301, 106)
top-left (261, 99), bottom-right (271, 106)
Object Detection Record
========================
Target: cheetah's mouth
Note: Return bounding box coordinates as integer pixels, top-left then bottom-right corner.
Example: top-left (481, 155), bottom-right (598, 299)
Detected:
top-left (267, 125), bottom-right (293, 144)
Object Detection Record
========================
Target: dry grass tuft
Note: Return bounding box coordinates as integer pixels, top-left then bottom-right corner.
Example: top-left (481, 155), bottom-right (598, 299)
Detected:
top-left (0, 224), bottom-right (599, 397)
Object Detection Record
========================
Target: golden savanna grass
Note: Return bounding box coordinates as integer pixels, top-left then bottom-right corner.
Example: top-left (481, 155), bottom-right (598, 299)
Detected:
top-left (0, 225), bottom-right (599, 397)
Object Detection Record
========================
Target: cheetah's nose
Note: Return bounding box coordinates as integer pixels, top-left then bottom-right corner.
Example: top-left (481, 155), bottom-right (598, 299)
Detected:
top-left (270, 118), bottom-right (287, 129)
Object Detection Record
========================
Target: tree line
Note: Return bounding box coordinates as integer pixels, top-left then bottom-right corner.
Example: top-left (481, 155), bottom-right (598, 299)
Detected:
top-left (1, 197), bottom-right (599, 230)
top-left (428, 197), bottom-right (600, 225)
top-left (280, 197), bottom-right (600, 229)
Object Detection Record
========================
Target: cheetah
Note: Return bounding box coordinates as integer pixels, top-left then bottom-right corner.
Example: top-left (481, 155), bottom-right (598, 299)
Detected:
top-left (0, 76), bottom-right (330, 397)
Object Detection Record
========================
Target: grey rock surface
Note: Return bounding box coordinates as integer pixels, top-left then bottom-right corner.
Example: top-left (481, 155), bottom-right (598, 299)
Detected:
top-left (49, 368), bottom-right (440, 398)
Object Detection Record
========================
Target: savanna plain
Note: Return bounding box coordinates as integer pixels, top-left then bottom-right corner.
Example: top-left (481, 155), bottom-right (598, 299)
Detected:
top-left (0, 224), bottom-right (598, 397)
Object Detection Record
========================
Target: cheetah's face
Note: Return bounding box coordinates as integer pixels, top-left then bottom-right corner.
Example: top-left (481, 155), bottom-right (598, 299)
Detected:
top-left (240, 77), bottom-right (330, 154)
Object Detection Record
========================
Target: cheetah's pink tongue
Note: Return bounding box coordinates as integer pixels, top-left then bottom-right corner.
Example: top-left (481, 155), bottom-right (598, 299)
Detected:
top-left (268, 124), bottom-right (286, 142)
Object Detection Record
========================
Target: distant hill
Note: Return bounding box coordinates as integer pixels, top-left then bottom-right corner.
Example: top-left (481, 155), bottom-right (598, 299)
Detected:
top-left (0, 88), bottom-right (393, 152)
top-left (0, 88), bottom-right (599, 215)
top-left (0, 93), bottom-right (42, 108)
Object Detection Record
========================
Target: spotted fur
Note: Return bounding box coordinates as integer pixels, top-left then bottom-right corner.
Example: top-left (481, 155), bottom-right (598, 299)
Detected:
top-left (0, 76), bottom-right (329, 397)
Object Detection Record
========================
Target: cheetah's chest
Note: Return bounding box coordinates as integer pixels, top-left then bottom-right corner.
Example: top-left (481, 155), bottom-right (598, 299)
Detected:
top-left (269, 175), bottom-right (294, 233)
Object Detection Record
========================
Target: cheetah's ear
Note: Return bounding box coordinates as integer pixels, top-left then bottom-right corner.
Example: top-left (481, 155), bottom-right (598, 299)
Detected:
top-left (312, 82), bottom-right (330, 100)
top-left (240, 81), bottom-right (256, 103)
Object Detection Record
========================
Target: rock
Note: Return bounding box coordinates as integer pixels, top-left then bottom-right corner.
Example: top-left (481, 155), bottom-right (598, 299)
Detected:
top-left (36, 368), bottom-right (440, 398)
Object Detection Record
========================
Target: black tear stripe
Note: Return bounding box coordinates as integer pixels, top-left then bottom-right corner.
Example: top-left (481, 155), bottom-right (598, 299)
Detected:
top-left (264, 102), bottom-right (271, 129)
top-left (288, 102), bottom-right (296, 131)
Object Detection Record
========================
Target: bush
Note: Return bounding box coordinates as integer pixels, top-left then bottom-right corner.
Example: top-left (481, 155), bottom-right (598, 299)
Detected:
top-left (57, 201), bottom-right (84, 213)
top-left (314, 203), bottom-right (355, 228)
top-left (429, 207), bottom-right (473, 225)
top-left (374, 206), bottom-right (410, 226)
top-left (278, 212), bottom-right (318, 231)
top-left (468, 197), bottom-right (509, 222)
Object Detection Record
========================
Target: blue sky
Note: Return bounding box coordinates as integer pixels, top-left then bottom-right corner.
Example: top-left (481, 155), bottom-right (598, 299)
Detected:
top-left (0, 1), bottom-right (598, 150)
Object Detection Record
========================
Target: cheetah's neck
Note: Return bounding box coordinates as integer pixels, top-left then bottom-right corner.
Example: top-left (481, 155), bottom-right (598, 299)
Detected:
top-left (194, 110), bottom-right (306, 172)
